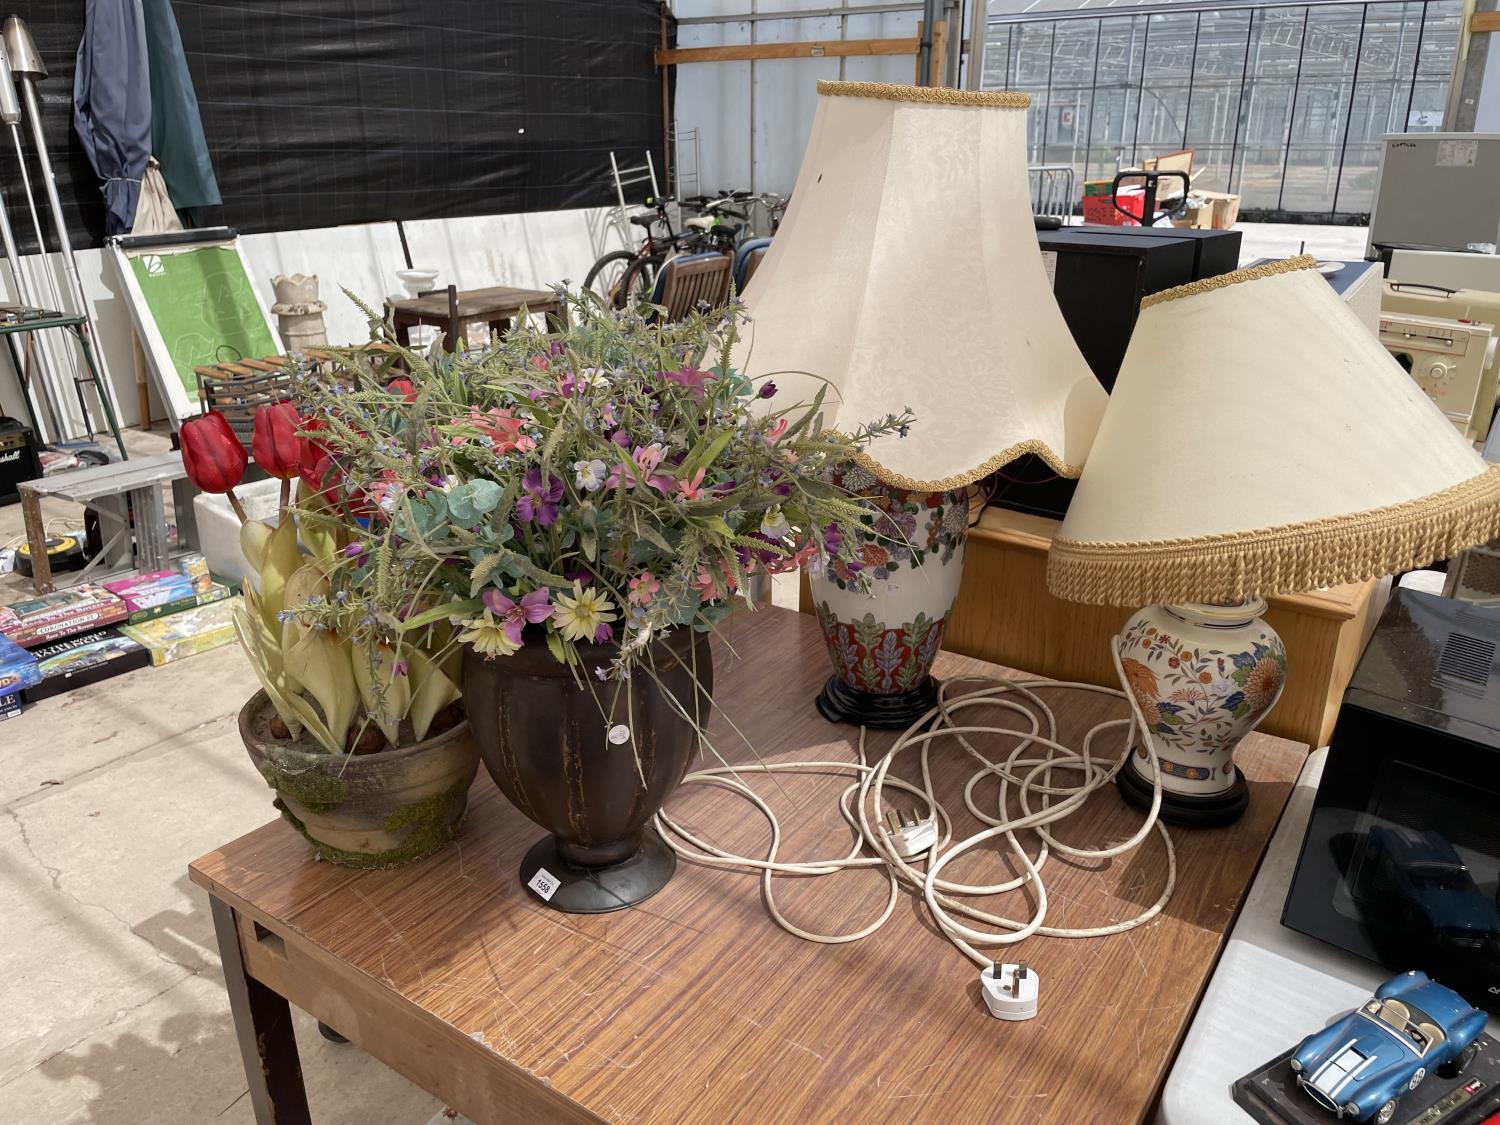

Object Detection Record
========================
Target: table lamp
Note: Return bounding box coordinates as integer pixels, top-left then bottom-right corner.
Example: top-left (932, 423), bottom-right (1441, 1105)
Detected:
top-left (737, 81), bottom-right (1107, 727)
top-left (1047, 256), bottom-right (1500, 825)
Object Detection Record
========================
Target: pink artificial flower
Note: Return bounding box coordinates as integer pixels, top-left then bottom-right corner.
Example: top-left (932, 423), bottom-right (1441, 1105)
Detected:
top-left (628, 572), bottom-right (660, 606)
top-left (482, 587), bottom-right (555, 644)
top-left (365, 468), bottom-right (405, 513)
top-left (633, 443), bottom-right (665, 473)
top-left (691, 566), bottom-right (718, 598)
top-left (664, 366), bottom-right (714, 401)
top-left (765, 417), bottom-right (789, 446)
top-left (456, 407), bottom-right (537, 454)
top-left (676, 467), bottom-right (706, 501)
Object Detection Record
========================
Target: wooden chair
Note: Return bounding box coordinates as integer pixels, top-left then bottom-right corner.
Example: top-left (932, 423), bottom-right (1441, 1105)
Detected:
top-left (733, 238), bottom-right (772, 295)
top-left (650, 252), bottom-right (733, 322)
top-left (194, 359), bottom-right (293, 448)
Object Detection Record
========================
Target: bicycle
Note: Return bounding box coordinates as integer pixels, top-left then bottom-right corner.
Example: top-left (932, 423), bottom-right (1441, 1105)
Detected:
top-left (582, 190), bottom-right (787, 309)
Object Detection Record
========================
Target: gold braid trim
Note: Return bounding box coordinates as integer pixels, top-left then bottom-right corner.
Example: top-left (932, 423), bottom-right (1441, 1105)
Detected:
top-left (817, 80), bottom-right (1029, 109)
top-left (1140, 254), bottom-right (1319, 310)
top-left (1047, 464), bottom-right (1500, 605)
top-left (831, 434), bottom-right (1084, 492)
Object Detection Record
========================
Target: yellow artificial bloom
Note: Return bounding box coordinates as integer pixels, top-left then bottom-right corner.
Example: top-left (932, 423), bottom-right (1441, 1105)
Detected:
top-left (553, 581), bottom-right (619, 643)
top-left (457, 610), bottom-right (521, 659)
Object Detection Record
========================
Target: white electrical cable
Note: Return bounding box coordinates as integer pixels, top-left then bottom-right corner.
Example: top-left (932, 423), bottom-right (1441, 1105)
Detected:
top-left (653, 644), bottom-right (1176, 970)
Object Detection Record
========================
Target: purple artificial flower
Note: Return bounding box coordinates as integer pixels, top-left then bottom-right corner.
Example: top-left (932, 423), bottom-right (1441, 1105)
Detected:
top-left (482, 587), bottom-right (555, 644)
top-left (823, 523), bottom-right (844, 554)
top-left (593, 622), bottom-right (615, 644)
top-left (664, 366), bottom-right (713, 401)
top-left (557, 371), bottom-right (578, 399)
top-left (758, 380), bottom-right (777, 399)
top-left (610, 428), bottom-right (631, 448)
top-left (516, 467), bottom-right (565, 526)
top-left (344, 541), bottom-right (368, 564)
top-left (392, 659), bottom-right (409, 677)
top-left (549, 340), bottom-right (565, 357)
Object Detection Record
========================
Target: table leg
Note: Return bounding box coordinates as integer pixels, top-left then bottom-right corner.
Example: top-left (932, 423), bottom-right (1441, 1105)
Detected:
top-left (19, 485), bottom-right (52, 594)
top-left (210, 897), bottom-right (312, 1125)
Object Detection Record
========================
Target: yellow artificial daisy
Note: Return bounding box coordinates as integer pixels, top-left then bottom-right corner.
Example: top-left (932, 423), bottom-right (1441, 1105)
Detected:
top-left (553, 581), bottom-right (619, 643)
top-left (457, 610), bottom-right (521, 659)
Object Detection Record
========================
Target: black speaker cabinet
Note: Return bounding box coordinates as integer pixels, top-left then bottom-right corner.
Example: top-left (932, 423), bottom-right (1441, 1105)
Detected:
top-left (990, 225), bottom-right (1242, 520)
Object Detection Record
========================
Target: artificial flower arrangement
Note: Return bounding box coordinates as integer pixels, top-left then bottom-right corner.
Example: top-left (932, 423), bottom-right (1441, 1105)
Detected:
top-left (179, 402), bottom-right (464, 756)
top-left (284, 292), bottom-right (912, 695)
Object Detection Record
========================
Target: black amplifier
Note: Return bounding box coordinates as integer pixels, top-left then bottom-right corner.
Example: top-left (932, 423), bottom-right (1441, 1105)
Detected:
top-left (991, 225), bottom-right (1242, 520)
top-left (0, 416), bottom-right (42, 506)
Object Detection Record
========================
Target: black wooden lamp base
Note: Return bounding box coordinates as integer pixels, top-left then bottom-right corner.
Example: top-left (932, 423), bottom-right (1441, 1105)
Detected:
top-left (815, 674), bottom-right (941, 731)
top-left (1115, 754), bottom-right (1249, 827)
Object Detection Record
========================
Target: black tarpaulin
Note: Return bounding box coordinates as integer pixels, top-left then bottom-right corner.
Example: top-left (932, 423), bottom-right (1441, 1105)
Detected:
top-left (15, 0), bottom-right (670, 253)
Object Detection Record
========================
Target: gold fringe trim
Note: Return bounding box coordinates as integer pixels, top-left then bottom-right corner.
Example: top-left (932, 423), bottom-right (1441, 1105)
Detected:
top-left (1140, 254), bottom-right (1319, 310)
top-left (832, 435), bottom-right (1085, 492)
top-left (817, 80), bottom-right (1029, 109)
top-left (1047, 464), bottom-right (1500, 605)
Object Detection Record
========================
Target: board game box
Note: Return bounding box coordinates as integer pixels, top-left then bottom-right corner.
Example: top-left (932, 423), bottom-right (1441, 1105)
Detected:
top-left (0, 633), bottom-right (40, 698)
top-left (0, 691), bottom-right (21, 720)
top-left (22, 627), bottom-right (151, 702)
top-left (0, 585), bottom-right (127, 648)
top-left (104, 569), bottom-right (197, 613)
top-left (121, 582), bottom-right (234, 625)
top-left (120, 596), bottom-right (242, 666)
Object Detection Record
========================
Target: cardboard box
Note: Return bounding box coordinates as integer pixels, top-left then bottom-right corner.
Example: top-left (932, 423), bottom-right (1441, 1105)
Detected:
top-left (22, 627), bottom-right (151, 701)
top-left (0, 633), bottom-right (41, 698)
top-left (122, 582), bottom-right (234, 626)
top-left (120, 596), bottom-right (242, 666)
top-left (1173, 190), bottom-right (1241, 231)
top-left (1081, 179), bottom-right (1143, 226)
top-left (0, 585), bottom-right (128, 648)
top-left (104, 569), bottom-right (198, 613)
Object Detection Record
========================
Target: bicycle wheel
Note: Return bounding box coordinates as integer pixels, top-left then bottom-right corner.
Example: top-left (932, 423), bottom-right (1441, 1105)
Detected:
top-left (583, 250), bottom-right (641, 307)
top-left (617, 255), bottom-right (657, 308)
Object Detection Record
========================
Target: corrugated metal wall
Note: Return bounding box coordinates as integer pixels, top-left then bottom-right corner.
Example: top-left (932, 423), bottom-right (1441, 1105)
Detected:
top-left (671, 1), bottom-right (934, 195)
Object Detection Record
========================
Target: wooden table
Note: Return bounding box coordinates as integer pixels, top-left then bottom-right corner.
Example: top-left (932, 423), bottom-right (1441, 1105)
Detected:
top-left (386, 285), bottom-right (566, 352)
top-left (189, 607), bottom-right (1307, 1124)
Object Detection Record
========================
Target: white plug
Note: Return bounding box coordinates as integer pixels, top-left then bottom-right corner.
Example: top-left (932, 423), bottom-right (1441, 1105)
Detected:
top-left (882, 807), bottom-right (938, 859)
top-left (980, 961), bottom-right (1039, 1021)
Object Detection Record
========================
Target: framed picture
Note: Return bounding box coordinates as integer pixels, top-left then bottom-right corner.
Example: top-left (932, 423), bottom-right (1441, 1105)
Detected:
top-left (106, 229), bottom-right (282, 427)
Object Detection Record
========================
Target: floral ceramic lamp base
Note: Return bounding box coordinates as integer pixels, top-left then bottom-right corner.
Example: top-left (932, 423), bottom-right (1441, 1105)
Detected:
top-left (1114, 599), bottom-right (1287, 827)
top-left (812, 475), bottom-right (969, 731)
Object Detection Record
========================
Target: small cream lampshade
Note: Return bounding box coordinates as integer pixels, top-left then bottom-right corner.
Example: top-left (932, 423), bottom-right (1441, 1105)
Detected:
top-left (736, 80), bottom-right (1106, 492)
top-left (1046, 255), bottom-right (1500, 827)
top-left (1049, 255), bottom-right (1500, 606)
top-left (737, 79), bottom-right (1109, 729)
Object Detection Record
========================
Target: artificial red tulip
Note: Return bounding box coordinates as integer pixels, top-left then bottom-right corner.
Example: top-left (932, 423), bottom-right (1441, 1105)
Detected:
top-left (386, 376), bottom-right (417, 402)
top-left (251, 401), bottom-right (301, 480)
top-left (180, 410), bottom-right (248, 521)
top-left (297, 417), bottom-right (341, 504)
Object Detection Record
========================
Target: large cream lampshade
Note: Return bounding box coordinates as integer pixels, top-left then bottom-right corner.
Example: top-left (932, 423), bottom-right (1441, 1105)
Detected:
top-left (737, 80), bottom-right (1109, 727)
top-left (1047, 255), bottom-right (1500, 824)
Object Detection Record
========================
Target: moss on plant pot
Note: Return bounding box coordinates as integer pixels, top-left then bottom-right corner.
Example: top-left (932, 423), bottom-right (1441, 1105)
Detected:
top-left (272, 774), bottom-right (472, 869)
top-left (239, 690), bottom-right (480, 868)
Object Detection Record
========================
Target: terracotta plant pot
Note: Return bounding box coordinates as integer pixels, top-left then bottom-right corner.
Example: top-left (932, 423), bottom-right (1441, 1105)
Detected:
top-left (239, 690), bottom-right (481, 868)
top-left (463, 626), bottom-right (713, 914)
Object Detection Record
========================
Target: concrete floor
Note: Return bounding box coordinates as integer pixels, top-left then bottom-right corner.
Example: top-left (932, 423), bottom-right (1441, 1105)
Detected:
top-left (1, 430), bottom-right (448, 1124)
top-left (0, 222), bottom-right (1376, 1124)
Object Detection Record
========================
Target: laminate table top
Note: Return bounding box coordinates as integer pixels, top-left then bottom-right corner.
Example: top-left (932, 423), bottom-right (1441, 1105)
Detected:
top-left (189, 606), bottom-right (1308, 1124)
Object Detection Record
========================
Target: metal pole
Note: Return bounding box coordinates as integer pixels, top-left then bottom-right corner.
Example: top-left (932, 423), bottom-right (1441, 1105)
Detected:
top-left (11, 58), bottom-right (119, 438)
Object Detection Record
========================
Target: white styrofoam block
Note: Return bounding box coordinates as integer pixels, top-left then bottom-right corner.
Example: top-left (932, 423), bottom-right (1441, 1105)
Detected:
top-left (194, 478), bottom-right (282, 589)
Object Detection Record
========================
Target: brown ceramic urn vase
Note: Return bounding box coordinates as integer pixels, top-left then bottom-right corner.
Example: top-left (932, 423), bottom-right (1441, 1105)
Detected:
top-left (463, 626), bottom-right (713, 913)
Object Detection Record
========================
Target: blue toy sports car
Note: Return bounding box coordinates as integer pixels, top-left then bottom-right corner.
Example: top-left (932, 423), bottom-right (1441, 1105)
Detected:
top-left (1290, 971), bottom-right (1487, 1123)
